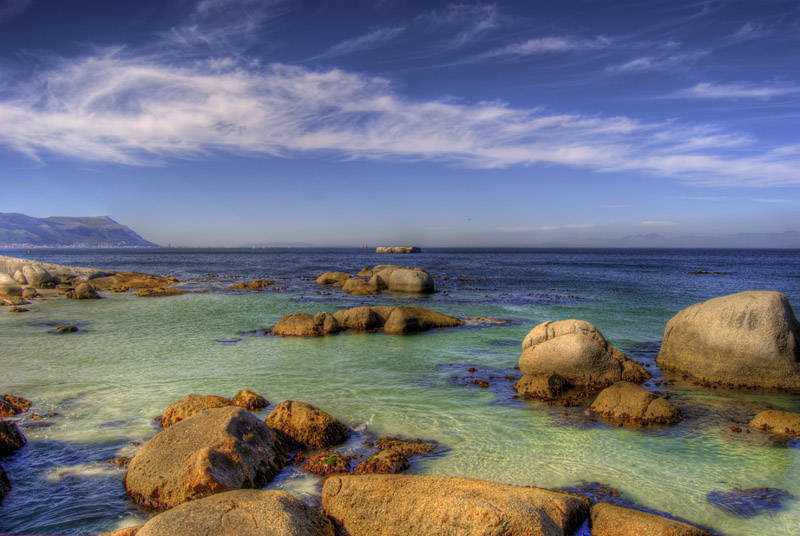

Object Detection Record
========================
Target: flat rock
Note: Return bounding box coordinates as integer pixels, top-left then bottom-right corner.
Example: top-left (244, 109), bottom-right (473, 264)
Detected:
top-left (657, 291), bottom-right (800, 390)
top-left (519, 320), bottom-right (649, 386)
top-left (265, 401), bottom-right (351, 450)
top-left (322, 474), bottom-right (590, 536)
top-left (590, 503), bottom-right (711, 536)
top-left (316, 272), bottom-right (351, 287)
top-left (159, 394), bottom-right (232, 427)
top-left (749, 410), bottom-right (800, 437)
top-left (125, 407), bottom-right (288, 510)
top-left (0, 420), bottom-right (27, 457)
top-left (590, 382), bottom-right (682, 425)
top-left (134, 287), bottom-right (187, 298)
top-left (135, 489), bottom-right (335, 536)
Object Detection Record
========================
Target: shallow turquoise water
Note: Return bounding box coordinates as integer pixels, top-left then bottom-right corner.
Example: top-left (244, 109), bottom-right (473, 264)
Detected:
top-left (1, 248), bottom-right (799, 535)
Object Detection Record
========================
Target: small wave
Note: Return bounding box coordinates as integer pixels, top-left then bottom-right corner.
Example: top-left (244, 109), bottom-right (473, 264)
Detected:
top-left (351, 413), bottom-right (375, 433)
top-left (45, 462), bottom-right (119, 482)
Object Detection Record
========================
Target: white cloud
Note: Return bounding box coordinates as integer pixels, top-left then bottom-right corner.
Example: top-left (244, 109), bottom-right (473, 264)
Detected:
top-left (0, 51), bottom-right (799, 187)
top-left (641, 221), bottom-right (678, 227)
top-left (319, 26), bottom-right (406, 58)
top-left (485, 36), bottom-right (610, 57)
top-left (497, 226), bottom-right (558, 232)
top-left (677, 82), bottom-right (800, 100)
top-left (752, 198), bottom-right (795, 204)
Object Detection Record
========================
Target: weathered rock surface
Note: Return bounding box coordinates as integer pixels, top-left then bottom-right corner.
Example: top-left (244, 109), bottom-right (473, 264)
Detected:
top-left (590, 382), bottom-right (682, 425)
top-left (134, 489), bottom-right (335, 536)
top-left (0, 273), bottom-right (18, 286)
top-left (590, 503), bottom-right (711, 536)
top-left (749, 410), bottom-right (800, 437)
top-left (159, 394), bottom-right (232, 427)
top-left (0, 420), bottom-right (27, 457)
top-left (271, 312), bottom-right (342, 337)
top-left (55, 325), bottom-right (79, 333)
top-left (67, 283), bottom-right (101, 299)
top-left (322, 474), bottom-right (590, 536)
top-left (373, 436), bottom-right (437, 456)
top-left (134, 287), bottom-right (187, 298)
top-left (232, 389), bottom-right (268, 410)
top-left (657, 291), bottom-right (800, 390)
top-left (265, 401), bottom-right (351, 450)
top-left (519, 320), bottom-right (649, 386)
top-left (0, 394), bottom-right (31, 417)
top-left (125, 407), bottom-right (288, 510)
top-left (316, 272), bottom-right (351, 287)
top-left (514, 373), bottom-right (571, 401)
top-left (304, 451), bottom-right (351, 476)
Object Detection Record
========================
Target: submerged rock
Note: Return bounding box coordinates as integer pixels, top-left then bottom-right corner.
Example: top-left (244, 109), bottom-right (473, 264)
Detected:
top-left (354, 450), bottom-right (409, 475)
top-left (590, 382), bottom-right (682, 425)
top-left (230, 280), bottom-right (275, 290)
top-left (657, 291), bottom-right (800, 390)
top-left (232, 389), bottom-right (268, 410)
top-left (519, 320), bottom-right (649, 386)
top-left (590, 503), bottom-right (711, 536)
top-left (322, 474), bottom-right (590, 536)
top-left (514, 372), bottom-right (571, 401)
top-left (55, 325), bottom-right (79, 334)
top-left (0, 394), bottom-right (31, 417)
top-left (374, 436), bottom-right (437, 457)
top-left (749, 410), bottom-right (800, 437)
top-left (159, 394), bottom-right (232, 427)
top-left (67, 283), bottom-right (101, 299)
top-left (125, 407), bottom-right (288, 510)
top-left (0, 420), bottom-right (27, 457)
top-left (134, 489), bottom-right (335, 536)
top-left (706, 487), bottom-right (794, 518)
top-left (265, 400), bottom-right (351, 450)
top-left (134, 287), bottom-right (187, 298)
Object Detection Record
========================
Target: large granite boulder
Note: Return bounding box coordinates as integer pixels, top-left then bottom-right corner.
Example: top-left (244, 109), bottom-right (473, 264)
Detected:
top-left (383, 306), bottom-right (464, 334)
top-left (322, 474), bottom-right (590, 536)
top-left (749, 410), bottom-right (800, 437)
top-left (265, 401), bottom-right (351, 450)
top-left (590, 503), bottom-right (711, 536)
top-left (22, 264), bottom-right (54, 288)
top-left (333, 306), bottom-right (382, 331)
top-left (271, 313), bottom-right (341, 337)
top-left (316, 272), bottom-right (351, 287)
top-left (0, 464), bottom-right (10, 503)
top-left (135, 489), bottom-right (335, 536)
top-left (67, 283), bottom-right (101, 299)
top-left (159, 394), bottom-right (232, 428)
top-left (519, 320), bottom-right (649, 386)
top-left (125, 407), bottom-right (288, 510)
top-left (387, 269), bottom-right (434, 294)
top-left (0, 420), bottom-right (27, 457)
top-left (657, 291), bottom-right (800, 390)
top-left (590, 382), bottom-right (682, 425)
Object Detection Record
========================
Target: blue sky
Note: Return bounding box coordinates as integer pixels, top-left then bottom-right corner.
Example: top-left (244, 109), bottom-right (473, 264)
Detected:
top-left (0, 0), bottom-right (798, 246)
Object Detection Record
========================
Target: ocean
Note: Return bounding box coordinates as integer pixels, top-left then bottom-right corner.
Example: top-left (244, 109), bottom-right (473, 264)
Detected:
top-left (1, 247), bottom-right (799, 535)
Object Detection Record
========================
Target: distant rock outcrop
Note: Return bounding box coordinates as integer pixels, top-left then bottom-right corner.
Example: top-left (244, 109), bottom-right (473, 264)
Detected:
top-left (0, 213), bottom-right (157, 247)
top-left (376, 246), bottom-right (420, 254)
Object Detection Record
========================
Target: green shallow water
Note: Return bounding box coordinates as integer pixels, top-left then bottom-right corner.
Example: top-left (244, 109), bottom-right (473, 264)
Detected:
top-left (2, 249), bottom-right (800, 535)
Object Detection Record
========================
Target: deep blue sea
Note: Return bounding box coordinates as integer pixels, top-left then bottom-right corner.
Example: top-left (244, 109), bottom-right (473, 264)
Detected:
top-left (1, 248), bottom-right (799, 535)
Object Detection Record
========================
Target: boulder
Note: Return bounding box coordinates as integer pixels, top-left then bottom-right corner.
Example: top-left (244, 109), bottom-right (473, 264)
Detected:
top-left (354, 450), bottom-right (409, 474)
top-left (333, 306), bottom-right (382, 331)
top-left (134, 489), bottom-right (335, 536)
top-left (590, 503), bottom-right (711, 536)
top-left (125, 407), bottom-right (288, 510)
top-left (387, 269), bottom-right (434, 294)
top-left (0, 394), bottom-right (32, 417)
top-left (12, 270), bottom-right (26, 285)
top-left (0, 464), bottom-right (10, 503)
top-left (265, 400), bottom-right (351, 450)
top-left (340, 277), bottom-right (376, 295)
top-left (303, 451), bottom-right (351, 476)
top-left (67, 283), bottom-right (101, 299)
top-left (0, 420), bottom-right (27, 457)
top-left (271, 312), bottom-right (341, 337)
top-left (657, 291), bottom-right (800, 390)
top-left (22, 264), bottom-right (54, 288)
top-left (159, 394), bottom-right (232, 427)
top-left (0, 283), bottom-right (22, 303)
top-left (314, 312), bottom-right (342, 335)
top-left (21, 287), bottom-right (39, 299)
top-left (749, 410), bottom-right (800, 437)
top-left (590, 382), bottom-right (682, 425)
top-left (134, 288), bottom-right (187, 297)
top-left (55, 325), bottom-right (79, 333)
top-left (322, 474), bottom-right (590, 536)
top-left (316, 272), bottom-right (351, 287)
top-left (383, 306), bottom-right (464, 334)
top-left (514, 373), bottom-right (571, 400)
top-left (373, 436), bottom-right (437, 456)
top-left (356, 267), bottom-right (373, 277)
top-left (232, 390), bottom-right (268, 410)
top-left (519, 320), bottom-right (649, 386)
top-left (368, 269), bottom-right (397, 291)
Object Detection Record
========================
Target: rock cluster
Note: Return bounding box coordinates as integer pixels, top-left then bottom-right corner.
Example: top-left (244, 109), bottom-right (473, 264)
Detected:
top-left (271, 306), bottom-right (463, 337)
top-left (316, 264), bottom-right (434, 295)
top-left (375, 246), bottom-right (420, 254)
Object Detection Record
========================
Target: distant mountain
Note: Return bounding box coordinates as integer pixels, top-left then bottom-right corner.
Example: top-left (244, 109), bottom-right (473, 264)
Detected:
top-left (0, 213), bottom-right (158, 247)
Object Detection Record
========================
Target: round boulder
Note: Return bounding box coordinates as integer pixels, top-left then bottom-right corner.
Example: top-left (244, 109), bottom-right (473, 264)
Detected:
top-left (749, 410), bottom-right (800, 437)
top-left (125, 407), bottom-right (288, 510)
top-left (159, 394), bottom-right (232, 427)
top-left (519, 320), bottom-right (649, 386)
top-left (67, 283), bottom-right (101, 299)
top-left (232, 390), bottom-right (268, 410)
top-left (657, 291), bottom-right (800, 390)
top-left (135, 489), bottom-right (335, 536)
top-left (333, 307), bottom-right (382, 331)
top-left (590, 382), bottom-right (682, 425)
top-left (387, 269), bottom-right (434, 294)
top-left (265, 400), bottom-right (351, 450)
top-left (22, 265), bottom-right (54, 288)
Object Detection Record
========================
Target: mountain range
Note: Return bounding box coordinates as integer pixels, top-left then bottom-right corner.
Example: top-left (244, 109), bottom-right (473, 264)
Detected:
top-left (0, 213), bottom-right (158, 247)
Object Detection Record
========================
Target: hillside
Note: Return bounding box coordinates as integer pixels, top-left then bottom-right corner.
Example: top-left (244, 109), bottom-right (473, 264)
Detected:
top-left (0, 213), bottom-right (158, 247)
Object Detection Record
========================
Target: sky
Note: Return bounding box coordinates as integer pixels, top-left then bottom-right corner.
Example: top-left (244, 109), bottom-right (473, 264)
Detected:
top-left (0, 0), bottom-right (799, 247)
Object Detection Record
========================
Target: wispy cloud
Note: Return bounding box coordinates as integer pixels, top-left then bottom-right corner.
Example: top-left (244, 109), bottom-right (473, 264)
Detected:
top-left (483, 36), bottom-right (610, 58)
top-left (417, 3), bottom-right (501, 48)
top-left (752, 198), bottom-right (795, 204)
top-left (565, 224), bottom-right (593, 229)
top-left (676, 82), bottom-right (800, 100)
top-left (1, 50), bottom-right (799, 187)
top-left (318, 26), bottom-right (406, 58)
top-left (606, 52), bottom-right (704, 74)
top-left (497, 226), bottom-right (558, 232)
top-left (0, 0), bottom-right (30, 21)
top-left (641, 221), bottom-right (678, 227)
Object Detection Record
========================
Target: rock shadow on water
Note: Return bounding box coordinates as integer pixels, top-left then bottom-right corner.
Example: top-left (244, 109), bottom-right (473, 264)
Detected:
top-left (214, 338), bottom-right (243, 346)
top-left (436, 362), bottom-right (524, 408)
top-left (706, 487), bottom-right (794, 518)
